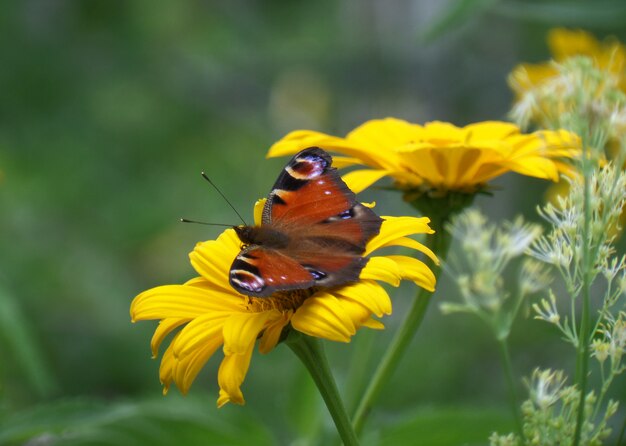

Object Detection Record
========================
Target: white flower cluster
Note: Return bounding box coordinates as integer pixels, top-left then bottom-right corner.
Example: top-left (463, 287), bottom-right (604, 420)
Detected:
top-left (593, 313), bottom-right (626, 371)
top-left (499, 33), bottom-right (626, 446)
top-left (442, 209), bottom-right (544, 340)
top-left (490, 368), bottom-right (617, 446)
top-left (529, 165), bottom-right (626, 346)
top-left (510, 57), bottom-right (626, 156)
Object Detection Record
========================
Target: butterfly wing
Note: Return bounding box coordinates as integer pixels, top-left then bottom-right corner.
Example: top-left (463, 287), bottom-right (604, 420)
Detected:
top-left (268, 147), bottom-right (382, 286)
top-left (230, 246), bottom-right (315, 297)
top-left (263, 147), bottom-right (382, 247)
top-left (229, 147), bottom-right (382, 297)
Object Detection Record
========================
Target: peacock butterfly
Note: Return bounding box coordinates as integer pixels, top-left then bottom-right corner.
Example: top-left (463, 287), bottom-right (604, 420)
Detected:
top-left (230, 147), bottom-right (383, 297)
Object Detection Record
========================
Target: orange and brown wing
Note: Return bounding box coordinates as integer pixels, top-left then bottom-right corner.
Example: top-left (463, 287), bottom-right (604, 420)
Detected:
top-left (229, 247), bottom-right (315, 297)
top-left (230, 147), bottom-right (383, 297)
top-left (263, 147), bottom-right (382, 249)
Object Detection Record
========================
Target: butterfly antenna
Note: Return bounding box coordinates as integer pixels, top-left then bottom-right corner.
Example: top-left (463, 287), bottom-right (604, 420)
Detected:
top-left (180, 218), bottom-right (234, 227)
top-left (201, 172), bottom-right (248, 226)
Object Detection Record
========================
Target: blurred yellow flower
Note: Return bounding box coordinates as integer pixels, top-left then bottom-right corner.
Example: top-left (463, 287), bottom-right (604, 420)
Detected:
top-left (268, 119), bottom-right (579, 195)
top-left (130, 201), bottom-right (436, 407)
top-left (510, 28), bottom-right (626, 99)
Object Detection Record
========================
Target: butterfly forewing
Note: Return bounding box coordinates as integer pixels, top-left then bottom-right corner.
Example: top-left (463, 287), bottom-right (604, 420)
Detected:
top-left (265, 148), bottom-right (380, 244)
top-left (229, 147), bottom-right (383, 297)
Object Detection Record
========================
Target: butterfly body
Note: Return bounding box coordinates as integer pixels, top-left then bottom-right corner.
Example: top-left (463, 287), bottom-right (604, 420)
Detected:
top-left (234, 226), bottom-right (290, 250)
top-left (229, 147), bottom-right (382, 297)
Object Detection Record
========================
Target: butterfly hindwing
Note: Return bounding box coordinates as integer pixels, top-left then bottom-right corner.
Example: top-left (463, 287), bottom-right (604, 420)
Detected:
top-left (230, 247), bottom-right (315, 296)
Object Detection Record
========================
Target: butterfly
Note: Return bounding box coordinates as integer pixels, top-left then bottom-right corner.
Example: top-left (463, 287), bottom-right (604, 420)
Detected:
top-left (230, 147), bottom-right (383, 297)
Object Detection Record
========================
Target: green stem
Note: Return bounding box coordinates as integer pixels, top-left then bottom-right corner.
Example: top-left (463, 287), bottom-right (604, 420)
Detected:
top-left (497, 338), bottom-right (524, 438)
top-left (616, 412), bottom-right (626, 446)
top-left (352, 221), bottom-right (451, 435)
top-left (286, 331), bottom-right (359, 446)
top-left (573, 135), bottom-right (593, 446)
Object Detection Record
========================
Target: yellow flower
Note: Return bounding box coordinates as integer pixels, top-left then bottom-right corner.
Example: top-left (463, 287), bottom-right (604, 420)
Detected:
top-left (130, 201), bottom-right (436, 407)
top-left (267, 119), bottom-right (579, 195)
top-left (510, 28), bottom-right (626, 96)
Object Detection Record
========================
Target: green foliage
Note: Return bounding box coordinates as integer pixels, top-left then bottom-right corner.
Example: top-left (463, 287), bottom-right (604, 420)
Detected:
top-left (374, 406), bottom-right (514, 446)
top-left (0, 283), bottom-right (57, 398)
top-left (0, 396), bottom-right (275, 446)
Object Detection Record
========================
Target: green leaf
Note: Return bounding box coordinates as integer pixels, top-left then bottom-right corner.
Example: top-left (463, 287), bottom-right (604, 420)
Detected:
top-left (375, 406), bottom-right (515, 446)
top-left (0, 395), bottom-right (276, 446)
top-left (0, 283), bottom-right (58, 398)
top-left (421, 0), bottom-right (502, 42)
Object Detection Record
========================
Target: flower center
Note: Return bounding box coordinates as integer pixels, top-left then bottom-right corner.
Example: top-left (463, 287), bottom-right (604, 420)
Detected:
top-left (250, 288), bottom-right (318, 312)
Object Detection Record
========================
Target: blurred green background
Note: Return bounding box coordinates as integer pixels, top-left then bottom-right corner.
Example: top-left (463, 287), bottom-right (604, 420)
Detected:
top-left (1, 1), bottom-right (625, 445)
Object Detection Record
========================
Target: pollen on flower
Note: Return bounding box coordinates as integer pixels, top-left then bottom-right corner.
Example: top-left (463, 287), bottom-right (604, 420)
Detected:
top-left (250, 288), bottom-right (317, 312)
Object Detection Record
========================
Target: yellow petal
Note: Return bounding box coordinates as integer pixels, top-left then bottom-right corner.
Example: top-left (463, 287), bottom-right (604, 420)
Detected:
top-left (464, 121), bottom-right (519, 141)
top-left (548, 28), bottom-right (598, 60)
top-left (131, 284), bottom-right (243, 321)
top-left (267, 130), bottom-right (363, 159)
top-left (291, 293), bottom-right (356, 342)
top-left (189, 230), bottom-right (243, 291)
top-left (341, 169), bottom-right (389, 193)
top-left (379, 236), bottom-right (439, 265)
top-left (386, 255), bottom-right (437, 292)
top-left (361, 317), bottom-right (385, 330)
top-left (509, 63), bottom-right (559, 97)
top-left (268, 119), bottom-right (580, 193)
top-left (502, 156), bottom-right (560, 181)
top-left (334, 280), bottom-right (392, 317)
top-left (223, 311), bottom-right (274, 355)
top-left (158, 332), bottom-right (221, 395)
top-left (253, 199), bottom-right (266, 225)
top-left (418, 121), bottom-right (464, 142)
top-left (215, 304), bottom-right (278, 407)
top-left (159, 334), bottom-right (178, 394)
top-left (151, 318), bottom-right (189, 358)
top-left (348, 118), bottom-right (419, 152)
top-left (365, 216), bottom-right (434, 254)
top-left (259, 311), bottom-right (291, 354)
top-left (335, 299), bottom-right (376, 332)
top-left (173, 338), bottom-right (222, 395)
top-left (217, 340), bottom-right (255, 407)
top-left (360, 256), bottom-right (402, 286)
top-left (172, 312), bottom-right (230, 357)
top-left (332, 156), bottom-right (363, 168)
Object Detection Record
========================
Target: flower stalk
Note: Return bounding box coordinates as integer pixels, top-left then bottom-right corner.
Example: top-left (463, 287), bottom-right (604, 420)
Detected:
top-left (573, 131), bottom-right (593, 446)
top-left (286, 330), bottom-right (360, 446)
top-left (618, 414), bottom-right (626, 446)
top-left (497, 338), bottom-right (523, 437)
top-left (352, 216), bottom-right (451, 435)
